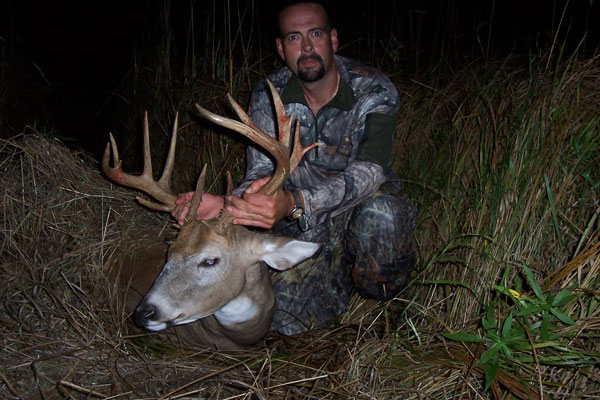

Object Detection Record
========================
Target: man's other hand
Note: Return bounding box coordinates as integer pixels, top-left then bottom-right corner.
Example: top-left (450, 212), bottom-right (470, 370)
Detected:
top-left (172, 192), bottom-right (224, 225)
top-left (226, 177), bottom-right (294, 229)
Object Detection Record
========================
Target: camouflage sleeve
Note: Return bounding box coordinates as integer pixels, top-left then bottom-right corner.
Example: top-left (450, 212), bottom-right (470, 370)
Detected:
top-left (298, 160), bottom-right (387, 227)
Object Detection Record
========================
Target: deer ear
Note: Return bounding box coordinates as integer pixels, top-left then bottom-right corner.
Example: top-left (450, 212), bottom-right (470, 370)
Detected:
top-left (259, 237), bottom-right (320, 271)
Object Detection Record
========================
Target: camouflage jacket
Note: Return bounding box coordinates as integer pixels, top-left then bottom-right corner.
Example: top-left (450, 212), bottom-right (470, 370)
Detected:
top-left (233, 55), bottom-right (400, 229)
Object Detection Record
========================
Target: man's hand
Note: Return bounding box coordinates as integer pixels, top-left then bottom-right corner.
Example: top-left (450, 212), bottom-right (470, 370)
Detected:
top-left (226, 177), bottom-right (295, 229)
top-left (172, 192), bottom-right (224, 225)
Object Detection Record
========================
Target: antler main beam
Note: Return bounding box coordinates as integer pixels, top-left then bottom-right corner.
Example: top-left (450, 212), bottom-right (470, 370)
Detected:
top-left (195, 80), bottom-right (320, 196)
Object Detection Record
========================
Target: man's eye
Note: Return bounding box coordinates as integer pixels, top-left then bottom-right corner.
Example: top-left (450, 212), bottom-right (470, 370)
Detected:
top-left (288, 34), bottom-right (298, 41)
top-left (200, 258), bottom-right (219, 267)
top-left (312, 31), bottom-right (321, 37)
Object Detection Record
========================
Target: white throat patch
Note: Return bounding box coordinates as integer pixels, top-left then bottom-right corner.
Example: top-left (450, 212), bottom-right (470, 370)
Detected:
top-left (214, 296), bottom-right (258, 326)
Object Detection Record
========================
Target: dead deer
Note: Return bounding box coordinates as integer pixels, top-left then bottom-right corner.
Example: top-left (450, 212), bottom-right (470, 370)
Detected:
top-left (102, 82), bottom-right (320, 350)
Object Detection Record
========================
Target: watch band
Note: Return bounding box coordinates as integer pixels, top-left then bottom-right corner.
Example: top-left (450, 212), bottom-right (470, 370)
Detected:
top-left (289, 190), bottom-right (304, 220)
top-left (291, 190), bottom-right (309, 231)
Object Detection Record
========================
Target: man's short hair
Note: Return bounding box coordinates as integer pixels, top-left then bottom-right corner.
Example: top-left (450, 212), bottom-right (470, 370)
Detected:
top-left (277, 1), bottom-right (332, 38)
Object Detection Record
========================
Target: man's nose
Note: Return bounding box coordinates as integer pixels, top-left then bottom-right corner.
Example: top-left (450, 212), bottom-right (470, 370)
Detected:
top-left (301, 36), bottom-right (314, 53)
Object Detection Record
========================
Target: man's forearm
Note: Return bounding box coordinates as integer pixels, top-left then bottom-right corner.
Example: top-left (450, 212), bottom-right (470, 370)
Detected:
top-left (298, 160), bottom-right (386, 228)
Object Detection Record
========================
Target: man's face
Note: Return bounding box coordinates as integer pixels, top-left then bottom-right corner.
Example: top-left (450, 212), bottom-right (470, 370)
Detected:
top-left (276, 3), bottom-right (338, 83)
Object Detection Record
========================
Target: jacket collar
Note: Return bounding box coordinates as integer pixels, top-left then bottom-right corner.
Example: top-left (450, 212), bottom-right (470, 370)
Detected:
top-left (280, 59), bottom-right (354, 111)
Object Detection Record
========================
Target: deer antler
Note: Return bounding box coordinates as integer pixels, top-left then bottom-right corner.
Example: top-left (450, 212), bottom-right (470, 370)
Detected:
top-left (102, 112), bottom-right (180, 212)
top-left (195, 80), bottom-right (320, 196)
top-left (103, 82), bottom-right (317, 225)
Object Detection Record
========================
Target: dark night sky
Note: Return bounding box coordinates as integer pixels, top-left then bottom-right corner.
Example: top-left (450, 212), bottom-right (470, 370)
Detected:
top-left (1, 0), bottom-right (597, 151)
top-left (6, 1), bottom-right (597, 83)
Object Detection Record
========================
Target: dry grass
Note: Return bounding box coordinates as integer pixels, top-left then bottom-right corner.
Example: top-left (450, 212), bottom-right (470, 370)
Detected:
top-left (0, 124), bottom-right (493, 400)
top-left (1, 54), bottom-right (600, 399)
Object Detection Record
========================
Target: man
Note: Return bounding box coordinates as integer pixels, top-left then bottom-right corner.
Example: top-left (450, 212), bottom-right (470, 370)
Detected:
top-left (173, 1), bottom-right (416, 335)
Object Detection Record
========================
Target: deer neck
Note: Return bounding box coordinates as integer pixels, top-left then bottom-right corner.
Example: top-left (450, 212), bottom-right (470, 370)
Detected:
top-left (215, 258), bottom-right (274, 323)
top-left (193, 259), bottom-right (274, 348)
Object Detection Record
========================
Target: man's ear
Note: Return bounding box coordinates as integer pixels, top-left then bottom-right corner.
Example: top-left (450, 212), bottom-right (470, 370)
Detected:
top-left (276, 37), bottom-right (285, 60)
top-left (330, 28), bottom-right (339, 53)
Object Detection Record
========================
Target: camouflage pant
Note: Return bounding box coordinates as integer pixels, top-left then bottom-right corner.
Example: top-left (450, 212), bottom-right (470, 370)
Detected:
top-left (271, 182), bottom-right (417, 335)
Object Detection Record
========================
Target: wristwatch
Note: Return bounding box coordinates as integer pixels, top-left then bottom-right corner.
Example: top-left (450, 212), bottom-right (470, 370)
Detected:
top-left (289, 190), bottom-right (308, 231)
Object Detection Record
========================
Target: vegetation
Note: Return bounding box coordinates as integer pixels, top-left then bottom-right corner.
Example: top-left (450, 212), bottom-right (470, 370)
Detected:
top-left (1, 1), bottom-right (599, 398)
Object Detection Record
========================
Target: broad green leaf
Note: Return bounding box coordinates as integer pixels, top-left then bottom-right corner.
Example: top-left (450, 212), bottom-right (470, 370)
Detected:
top-left (553, 289), bottom-right (576, 307)
top-left (479, 344), bottom-right (501, 365)
top-left (487, 331), bottom-right (500, 342)
top-left (523, 264), bottom-right (545, 301)
top-left (540, 310), bottom-right (551, 341)
top-left (550, 308), bottom-right (576, 325)
top-left (501, 312), bottom-right (513, 337)
top-left (515, 274), bottom-right (522, 293)
top-left (481, 304), bottom-right (496, 330)
top-left (499, 343), bottom-right (514, 358)
top-left (484, 357), bottom-right (500, 391)
top-left (516, 305), bottom-right (543, 316)
top-left (482, 315), bottom-right (495, 330)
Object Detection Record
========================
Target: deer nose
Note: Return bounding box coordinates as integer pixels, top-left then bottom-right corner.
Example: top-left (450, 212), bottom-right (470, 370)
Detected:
top-left (133, 302), bottom-right (158, 327)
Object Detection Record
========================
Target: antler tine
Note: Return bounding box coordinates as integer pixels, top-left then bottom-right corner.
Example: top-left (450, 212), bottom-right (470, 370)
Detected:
top-left (157, 112), bottom-right (178, 192)
top-left (290, 118), bottom-right (322, 172)
top-left (195, 102), bottom-right (281, 159)
top-left (107, 133), bottom-right (120, 165)
top-left (266, 80), bottom-right (294, 149)
top-left (101, 112), bottom-right (178, 212)
top-left (195, 80), bottom-right (320, 197)
top-left (141, 112), bottom-right (153, 179)
top-left (187, 164), bottom-right (207, 222)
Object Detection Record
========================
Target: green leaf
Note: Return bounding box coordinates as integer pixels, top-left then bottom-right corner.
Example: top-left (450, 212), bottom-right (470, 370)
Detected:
top-left (484, 357), bottom-right (500, 391)
top-left (501, 312), bottom-right (513, 337)
top-left (553, 289), bottom-right (576, 307)
top-left (479, 343), bottom-right (501, 365)
top-left (443, 332), bottom-right (483, 342)
top-left (487, 331), bottom-right (500, 342)
top-left (540, 310), bottom-right (551, 341)
top-left (550, 308), bottom-right (576, 325)
top-left (499, 342), bottom-right (514, 358)
top-left (515, 274), bottom-right (522, 293)
top-left (483, 304), bottom-right (496, 329)
top-left (515, 305), bottom-right (543, 316)
top-left (523, 264), bottom-right (545, 301)
top-left (482, 316), bottom-right (495, 330)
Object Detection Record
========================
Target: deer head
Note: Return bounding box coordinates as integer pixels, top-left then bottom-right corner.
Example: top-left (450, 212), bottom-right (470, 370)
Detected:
top-left (102, 82), bottom-right (320, 336)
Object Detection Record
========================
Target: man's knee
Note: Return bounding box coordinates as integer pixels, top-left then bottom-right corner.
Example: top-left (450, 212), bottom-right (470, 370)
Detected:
top-left (347, 190), bottom-right (417, 249)
top-left (346, 189), bottom-right (417, 300)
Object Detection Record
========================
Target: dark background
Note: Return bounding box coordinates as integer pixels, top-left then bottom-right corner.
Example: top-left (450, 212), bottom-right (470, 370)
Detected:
top-left (1, 0), bottom-right (597, 154)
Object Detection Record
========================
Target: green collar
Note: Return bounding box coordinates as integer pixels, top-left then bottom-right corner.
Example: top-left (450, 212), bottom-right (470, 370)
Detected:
top-left (280, 73), bottom-right (354, 112)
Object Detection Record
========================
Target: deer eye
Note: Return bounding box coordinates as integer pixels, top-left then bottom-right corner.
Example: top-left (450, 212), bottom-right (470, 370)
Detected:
top-left (200, 258), bottom-right (219, 268)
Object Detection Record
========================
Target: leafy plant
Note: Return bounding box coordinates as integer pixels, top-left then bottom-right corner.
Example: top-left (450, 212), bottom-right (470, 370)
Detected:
top-left (444, 263), bottom-right (588, 391)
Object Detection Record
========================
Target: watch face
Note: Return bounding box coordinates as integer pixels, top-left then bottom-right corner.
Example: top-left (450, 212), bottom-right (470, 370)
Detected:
top-left (291, 207), bottom-right (304, 220)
